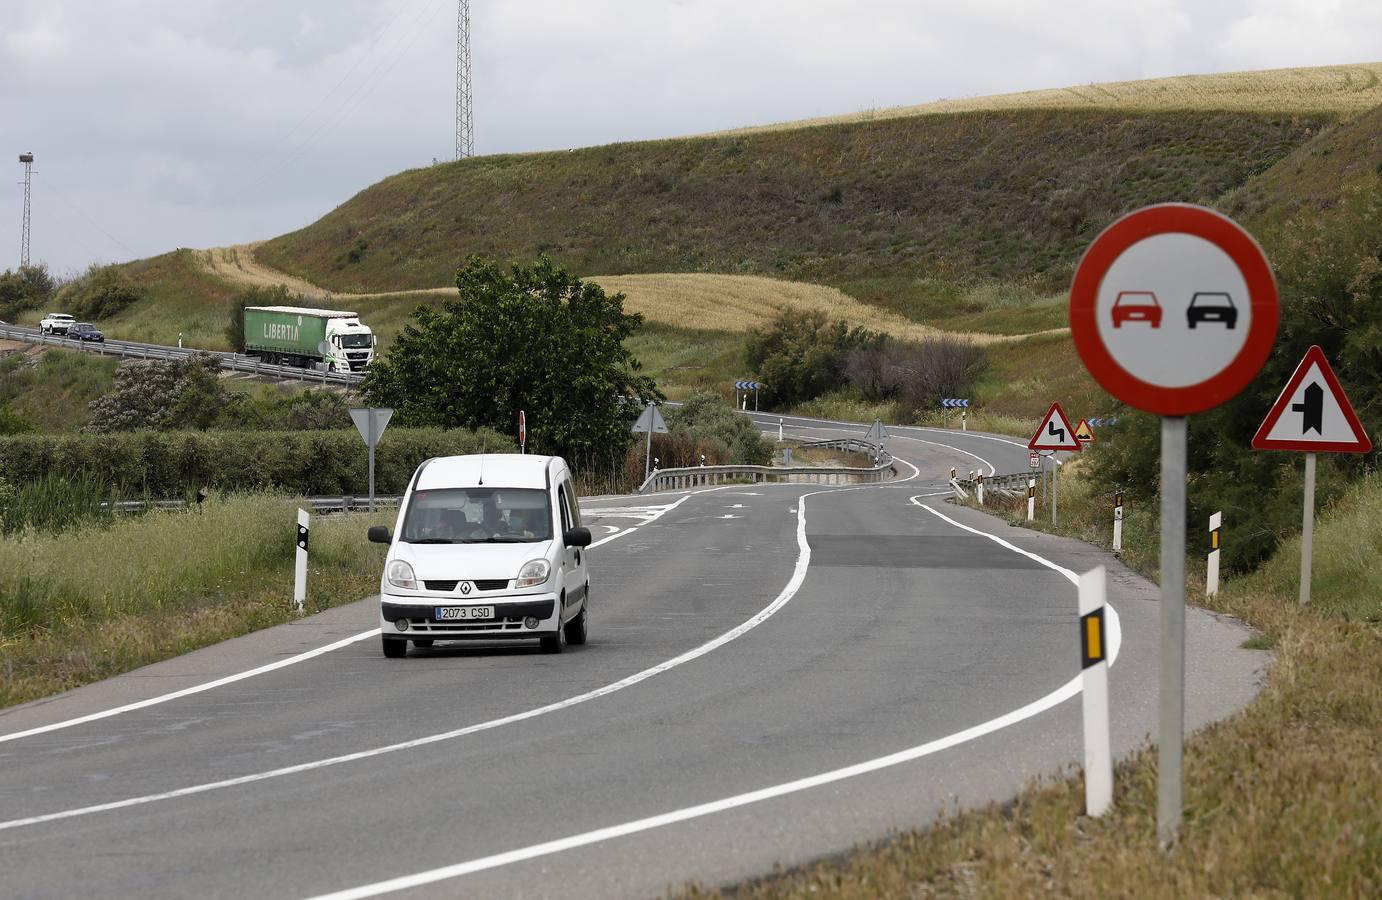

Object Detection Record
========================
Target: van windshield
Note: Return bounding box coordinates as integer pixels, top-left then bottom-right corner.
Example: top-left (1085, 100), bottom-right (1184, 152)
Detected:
top-left (401, 488), bottom-right (552, 543)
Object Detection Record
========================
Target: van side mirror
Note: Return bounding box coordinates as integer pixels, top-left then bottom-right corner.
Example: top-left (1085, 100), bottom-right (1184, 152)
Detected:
top-left (564, 526), bottom-right (592, 548)
top-left (367, 525), bottom-right (393, 544)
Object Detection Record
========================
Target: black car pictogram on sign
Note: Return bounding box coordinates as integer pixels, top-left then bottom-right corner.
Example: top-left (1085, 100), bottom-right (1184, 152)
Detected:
top-left (1187, 292), bottom-right (1237, 329)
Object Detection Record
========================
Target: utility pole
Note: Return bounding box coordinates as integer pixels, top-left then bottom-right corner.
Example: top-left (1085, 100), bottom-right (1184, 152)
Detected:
top-left (18, 153), bottom-right (33, 267)
top-left (454, 1), bottom-right (474, 160)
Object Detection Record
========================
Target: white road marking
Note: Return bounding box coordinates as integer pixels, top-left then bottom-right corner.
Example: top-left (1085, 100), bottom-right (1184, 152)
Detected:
top-left (299, 494), bottom-right (1123, 900)
top-left (0, 484), bottom-right (852, 833)
top-left (888, 434), bottom-right (996, 476)
top-left (0, 629), bottom-right (381, 746)
top-left (0, 495), bottom-right (695, 747)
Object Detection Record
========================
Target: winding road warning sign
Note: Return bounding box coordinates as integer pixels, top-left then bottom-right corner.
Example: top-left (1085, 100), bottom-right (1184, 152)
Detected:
top-left (1028, 402), bottom-right (1082, 452)
top-left (1252, 345), bottom-right (1371, 453)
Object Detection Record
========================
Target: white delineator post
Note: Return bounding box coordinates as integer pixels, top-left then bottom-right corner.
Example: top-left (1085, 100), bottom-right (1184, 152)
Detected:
top-left (961, 409), bottom-right (968, 432)
top-left (1079, 566), bottom-right (1113, 817)
top-left (1112, 493), bottom-right (1124, 553)
top-left (1206, 511), bottom-right (1222, 598)
top-left (778, 418), bottom-right (784, 442)
top-left (1300, 453), bottom-right (1316, 606)
top-left (976, 474), bottom-right (985, 506)
top-left (294, 508), bottom-right (309, 615)
top-left (1027, 478), bottom-right (1035, 521)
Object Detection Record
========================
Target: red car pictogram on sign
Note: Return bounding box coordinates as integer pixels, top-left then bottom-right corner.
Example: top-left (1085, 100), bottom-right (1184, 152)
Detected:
top-left (1111, 291), bottom-right (1162, 328)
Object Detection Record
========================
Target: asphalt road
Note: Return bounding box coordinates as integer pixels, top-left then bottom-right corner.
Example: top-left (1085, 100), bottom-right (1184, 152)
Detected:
top-left (0, 416), bottom-right (1265, 899)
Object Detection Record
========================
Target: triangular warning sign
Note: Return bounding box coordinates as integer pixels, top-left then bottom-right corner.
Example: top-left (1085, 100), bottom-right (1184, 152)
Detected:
top-left (1074, 418), bottom-right (1095, 444)
top-left (1028, 402), bottom-right (1083, 451)
top-left (1252, 345), bottom-right (1371, 453)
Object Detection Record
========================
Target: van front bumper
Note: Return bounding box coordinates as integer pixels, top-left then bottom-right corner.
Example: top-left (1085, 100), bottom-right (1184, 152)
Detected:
top-left (379, 594), bottom-right (558, 640)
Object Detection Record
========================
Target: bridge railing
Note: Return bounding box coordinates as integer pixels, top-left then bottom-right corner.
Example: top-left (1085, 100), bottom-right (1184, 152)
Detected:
top-left (955, 471), bottom-right (1033, 496)
top-left (0, 326), bottom-right (363, 386)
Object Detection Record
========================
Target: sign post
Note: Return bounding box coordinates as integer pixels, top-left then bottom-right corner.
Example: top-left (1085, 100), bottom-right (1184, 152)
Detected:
top-left (1028, 402), bottom-right (1081, 526)
top-left (349, 408), bottom-right (395, 511)
top-left (1251, 345), bottom-right (1372, 606)
top-left (1069, 203), bottom-right (1279, 847)
top-left (631, 401), bottom-right (669, 482)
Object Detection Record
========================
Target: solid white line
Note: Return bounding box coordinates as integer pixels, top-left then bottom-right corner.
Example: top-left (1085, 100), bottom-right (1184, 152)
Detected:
top-left (301, 492), bottom-right (1124, 900)
top-left (0, 629), bottom-right (382, 746)
top-left (890, 434), bottom-right (996, 476)
top-left (0, 484), bottom-right (846, 834)
top-left (0, 494), bottom-right (694, 747)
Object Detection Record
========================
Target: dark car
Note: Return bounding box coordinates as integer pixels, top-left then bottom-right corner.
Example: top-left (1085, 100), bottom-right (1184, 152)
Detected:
top-left (67, 322), bottom-right (105, 342)
top-left (1186, 292), bottom-right (1237, 329)
top-left (1111, 291), bottom-right (1162, 328)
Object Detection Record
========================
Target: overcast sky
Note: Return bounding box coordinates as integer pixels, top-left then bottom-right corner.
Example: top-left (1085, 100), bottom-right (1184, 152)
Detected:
top-left (2, 0), bottom-right (1378, 276)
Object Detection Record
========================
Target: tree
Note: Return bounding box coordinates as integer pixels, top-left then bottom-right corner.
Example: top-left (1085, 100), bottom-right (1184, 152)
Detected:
top-left (361, 256), bottom-right (661, 465)
top-left (0, 264), bottom-right (56, 319)
top-left (86, 354), bottom-right (226, 432)
top-left (746, 309), bottom-right (881, 407)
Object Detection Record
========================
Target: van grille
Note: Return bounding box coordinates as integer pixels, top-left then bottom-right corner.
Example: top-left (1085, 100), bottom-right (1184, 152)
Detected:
top-left (423, 579), bottom-right (509, 592)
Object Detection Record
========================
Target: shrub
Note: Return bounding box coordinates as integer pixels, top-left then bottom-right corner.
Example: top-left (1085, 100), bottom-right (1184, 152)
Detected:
top-left (86, 354), bottom-right (225, 432)
top-left (64, 264), bottom-right (144, 321)
top-left (745, 309), bottom-right (881, 407)
top-left (0, 426), bottom-right (513, 498)
top-left (845, 336), bottom-right (988, 417)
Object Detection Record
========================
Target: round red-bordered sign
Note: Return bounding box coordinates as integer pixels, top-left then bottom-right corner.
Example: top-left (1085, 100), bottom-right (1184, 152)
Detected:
top-left (1069, 204), bottom-right (1278, 416)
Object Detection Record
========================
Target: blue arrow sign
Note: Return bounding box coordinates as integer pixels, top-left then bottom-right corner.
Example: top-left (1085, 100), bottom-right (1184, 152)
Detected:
top-left (940, 398), bottom-right (971, 408)
top-left (734, 380), bottom-right (764, 391)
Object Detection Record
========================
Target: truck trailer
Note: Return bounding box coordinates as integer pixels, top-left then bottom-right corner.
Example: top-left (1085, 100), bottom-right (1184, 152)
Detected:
top-left (243, 306), bottom-right (377, 373)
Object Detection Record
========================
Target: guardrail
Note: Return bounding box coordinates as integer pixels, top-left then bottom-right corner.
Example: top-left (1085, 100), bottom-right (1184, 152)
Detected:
top-left (956, 471), bottom-right (1032, 496)
top-left (637, 438), bottom-right (894, 494)
top-left (104, 495), bottom-right (403, 514)
top-left (0, 325), bottom-right (363, 386)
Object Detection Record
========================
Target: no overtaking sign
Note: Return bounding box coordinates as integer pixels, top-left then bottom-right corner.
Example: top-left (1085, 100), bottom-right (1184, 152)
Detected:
top-left (1068, 203), bottom-right (1279, 848)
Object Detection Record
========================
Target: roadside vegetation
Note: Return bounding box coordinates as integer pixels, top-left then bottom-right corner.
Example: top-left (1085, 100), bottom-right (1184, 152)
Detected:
top-left (0, 350), bottom-right (119, 433)
top-left (0, 496), bottom-right (392, 709)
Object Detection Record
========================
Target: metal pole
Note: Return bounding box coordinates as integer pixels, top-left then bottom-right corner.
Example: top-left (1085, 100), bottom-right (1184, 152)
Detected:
top-left (1158, 416), bottom-right (1187, 848)
top-left (1051, 458), bottom-right (1058, 526)
top-left (367, 413), bottom-right (377, 512)
top-left (644, 417), bottom-right (653, 482)
top-left (1300, 452), bottom-right (1316, 606)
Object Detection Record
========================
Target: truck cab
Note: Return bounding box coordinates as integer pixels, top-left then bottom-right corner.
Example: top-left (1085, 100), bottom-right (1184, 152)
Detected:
top-left (323, 317), bottom-right (376, 373)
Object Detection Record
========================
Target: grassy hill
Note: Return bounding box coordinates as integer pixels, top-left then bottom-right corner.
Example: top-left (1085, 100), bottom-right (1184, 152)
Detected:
top-left (257, 109), bottom-right (1324, 298)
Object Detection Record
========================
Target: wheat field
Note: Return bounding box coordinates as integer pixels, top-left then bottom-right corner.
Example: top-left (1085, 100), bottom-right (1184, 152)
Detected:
top-left (710, 62), bottom-right (1382, 137)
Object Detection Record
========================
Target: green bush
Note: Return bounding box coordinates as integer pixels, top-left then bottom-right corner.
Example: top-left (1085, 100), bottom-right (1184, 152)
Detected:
top-left (746, 309), bottom-right (881, 407)
top-left (0, 426), bottom-right (513, 498)
top-left (64, 264), bottom-right (144, 321)
top-left (0, 264), bottom-right (56, 319)
top-left (665, 392), bottom-right (773, 466)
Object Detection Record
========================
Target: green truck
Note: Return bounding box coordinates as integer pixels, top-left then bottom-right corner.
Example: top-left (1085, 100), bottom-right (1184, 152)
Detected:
top-left (243, 306), bottom-right (377, 373)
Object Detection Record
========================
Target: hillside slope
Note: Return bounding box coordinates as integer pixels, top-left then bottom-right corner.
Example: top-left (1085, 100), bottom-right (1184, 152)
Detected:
top-left (257, 109), bottom-right (1326, 297)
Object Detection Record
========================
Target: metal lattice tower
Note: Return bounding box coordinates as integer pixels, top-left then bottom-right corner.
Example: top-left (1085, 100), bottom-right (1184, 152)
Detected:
top-left (18, 152), bottom-right (33, 268)
top-left (454, 0), bottom-right (474, 160)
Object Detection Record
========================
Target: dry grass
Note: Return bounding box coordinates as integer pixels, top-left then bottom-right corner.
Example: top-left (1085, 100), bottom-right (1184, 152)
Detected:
top-left (679, 467), bottom-right (1382, 899)
top-left (196, 243), bottom-right (453, 302)
top-left (710, 61), bottom-right (1382, 137)
top-left (589, 274), bottom-right (1057, 345)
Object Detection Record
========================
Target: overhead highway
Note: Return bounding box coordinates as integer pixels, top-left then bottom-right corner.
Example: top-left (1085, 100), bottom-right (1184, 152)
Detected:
top-left (0, 416), bottom-right (1264, 899)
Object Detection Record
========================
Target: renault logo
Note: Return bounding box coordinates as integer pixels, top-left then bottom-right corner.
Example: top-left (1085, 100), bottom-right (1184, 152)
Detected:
top-left (459, 582), bottom-right (472, 595)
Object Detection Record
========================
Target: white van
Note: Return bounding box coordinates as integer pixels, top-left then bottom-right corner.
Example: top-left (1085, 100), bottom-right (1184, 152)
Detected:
top-left (368, 454), bottom-right (592, 657)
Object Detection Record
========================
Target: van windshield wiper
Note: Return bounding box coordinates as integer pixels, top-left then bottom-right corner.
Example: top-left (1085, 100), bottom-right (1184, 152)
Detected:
top-left (405, 538), bottom-right (457, 544)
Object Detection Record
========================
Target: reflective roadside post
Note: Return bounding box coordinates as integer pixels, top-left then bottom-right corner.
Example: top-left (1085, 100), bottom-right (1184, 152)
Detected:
top-left (1068, 203), bottom-right (1278, 848)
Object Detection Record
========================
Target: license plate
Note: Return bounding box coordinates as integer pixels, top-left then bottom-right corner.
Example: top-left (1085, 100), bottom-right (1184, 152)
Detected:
top-left (434, 606), bottom-right (494, 621)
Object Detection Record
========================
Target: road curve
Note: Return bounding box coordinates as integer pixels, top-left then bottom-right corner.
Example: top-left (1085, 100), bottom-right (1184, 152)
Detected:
top-left (0, 419), bottom-right (1265, 899)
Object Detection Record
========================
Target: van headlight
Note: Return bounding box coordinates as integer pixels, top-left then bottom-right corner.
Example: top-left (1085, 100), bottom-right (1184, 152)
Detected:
top-left (516, 559), bottom-right (550, 588)
top-left (386, 560), bottom-right (418, 590)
